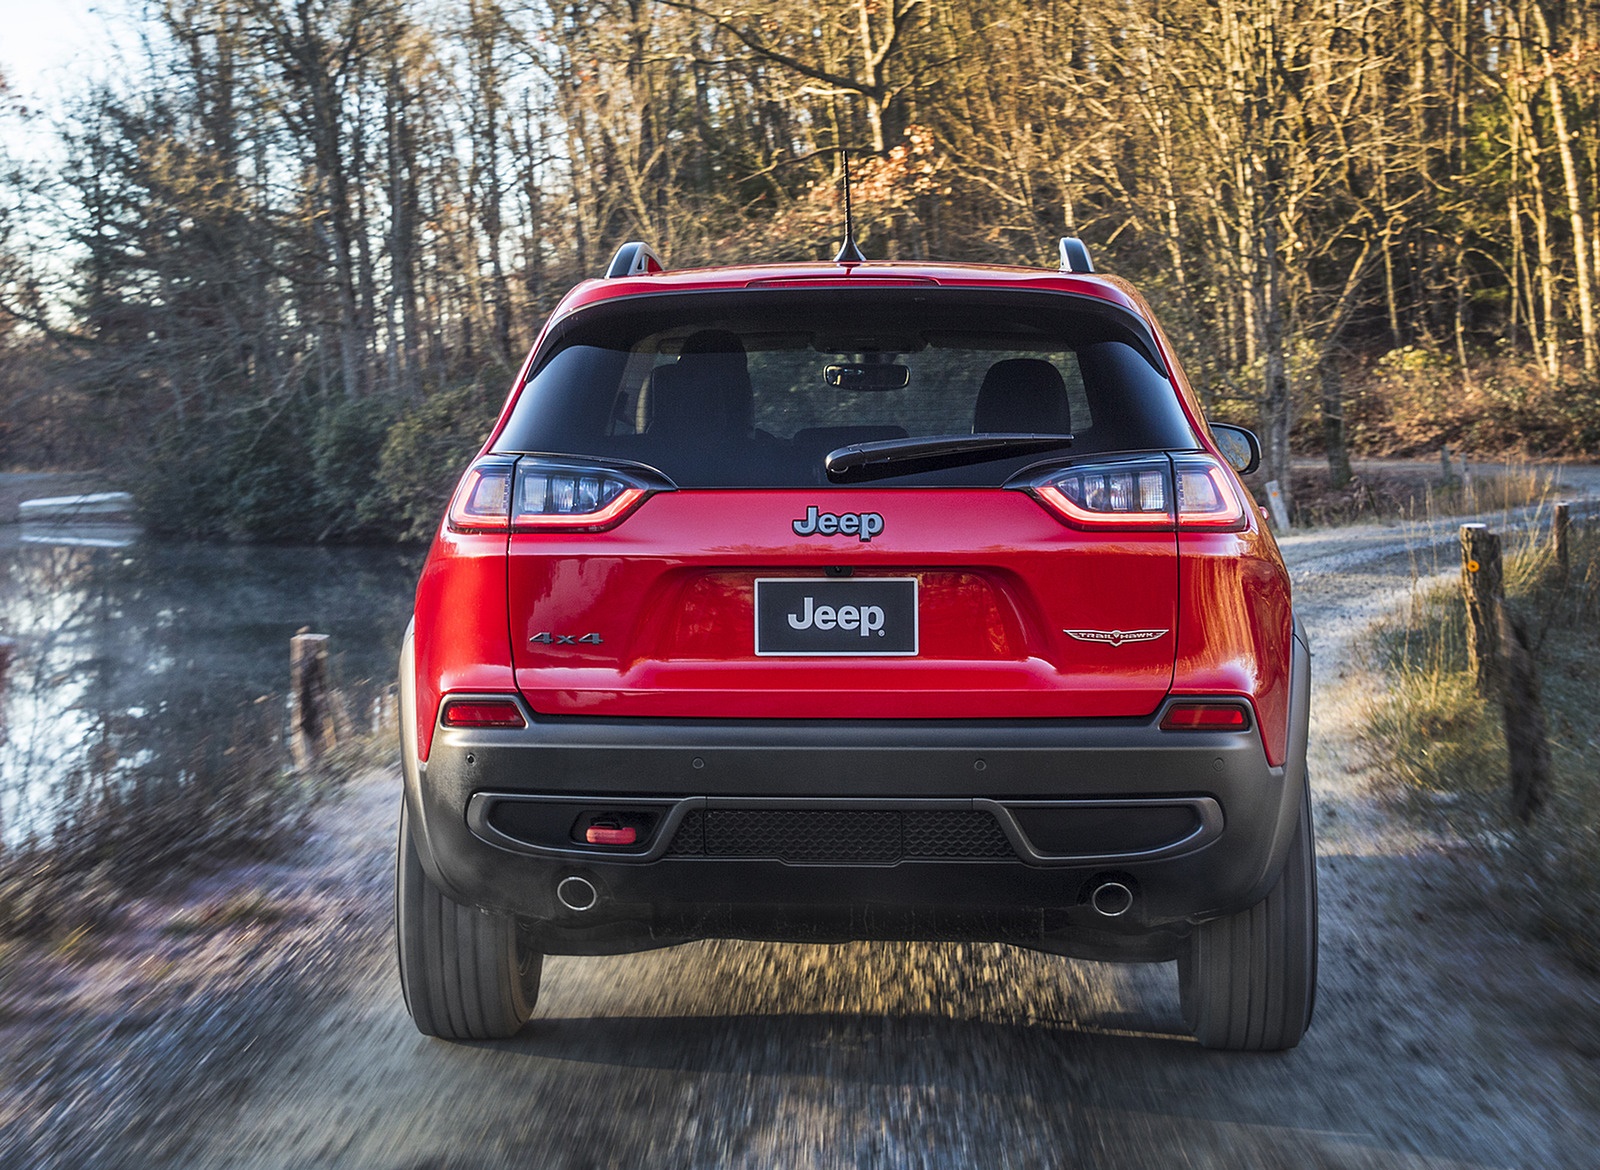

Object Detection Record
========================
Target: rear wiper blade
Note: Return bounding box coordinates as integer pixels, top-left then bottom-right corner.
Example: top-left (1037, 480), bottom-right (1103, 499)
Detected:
top-left (825, 433), bottom-right (1074, 483)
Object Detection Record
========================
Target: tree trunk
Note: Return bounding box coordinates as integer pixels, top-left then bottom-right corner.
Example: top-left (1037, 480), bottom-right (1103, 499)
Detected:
top-left (1319, 356), bottom-right (1352, 489)
top-left (1533, 2), bottom-right (1598, 376)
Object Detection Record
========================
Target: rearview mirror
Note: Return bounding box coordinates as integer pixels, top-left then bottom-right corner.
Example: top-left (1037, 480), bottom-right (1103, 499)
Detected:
top-left (824, 363), bottom-right (910, 391)
top-left (1211, 424), bottom-right (1261, 475)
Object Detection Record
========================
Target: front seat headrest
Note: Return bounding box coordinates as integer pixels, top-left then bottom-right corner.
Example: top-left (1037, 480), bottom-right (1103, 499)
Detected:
top-left (973, 358), bottom-right (1072, 434)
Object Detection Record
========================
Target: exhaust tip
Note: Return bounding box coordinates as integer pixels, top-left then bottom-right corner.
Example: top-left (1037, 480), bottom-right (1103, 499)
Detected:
top-left (1089, 880), bottom-right (1134, 918)
top-left (556, 875), bottom-right (598, 913)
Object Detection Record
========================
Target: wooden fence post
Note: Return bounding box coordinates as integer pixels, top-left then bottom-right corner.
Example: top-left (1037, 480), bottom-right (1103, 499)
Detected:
top-left (1496, 602), bottom-right (1551, 823)
top-left (1263, 479), bottom-right (1291, 532)
top-left (290, 629), bottom-right (336, 769)
top-left (1554, 502), bottom-right (1571, 584)
top-left (1460, 523), bottom-right (1503, 695)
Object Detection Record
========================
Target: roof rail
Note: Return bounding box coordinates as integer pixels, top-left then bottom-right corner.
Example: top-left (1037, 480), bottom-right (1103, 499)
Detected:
top-left (1058, 236), bottom-right (1094, 274)
top-left (606, 241), bottom-right (665, 279)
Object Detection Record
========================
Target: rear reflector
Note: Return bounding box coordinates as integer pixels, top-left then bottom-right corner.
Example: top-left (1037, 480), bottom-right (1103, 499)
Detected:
top-left (585, 824), bottom-right (638, 846)
top-left (1160, 703), bottom-right (1250, 731)
top-left (441, 699), bottom-right (526, 728)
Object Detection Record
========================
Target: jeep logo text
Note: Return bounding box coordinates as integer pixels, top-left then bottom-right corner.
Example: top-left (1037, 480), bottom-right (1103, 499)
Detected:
top-left (792, 505), bottom-right (884, 541)
top-left (785, 596), bottom-right (886, 637)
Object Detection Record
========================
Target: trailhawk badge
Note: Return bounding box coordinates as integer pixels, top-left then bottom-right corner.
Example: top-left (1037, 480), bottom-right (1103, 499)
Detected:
top-left (1064, 628), bottom-right (1169, 647)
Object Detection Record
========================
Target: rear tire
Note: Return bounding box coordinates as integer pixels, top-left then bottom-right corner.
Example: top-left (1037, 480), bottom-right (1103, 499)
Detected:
top-left (1178, 779), bottom-right (1317, 1051)
top-left (396, 801), bottom-right (542, 1040)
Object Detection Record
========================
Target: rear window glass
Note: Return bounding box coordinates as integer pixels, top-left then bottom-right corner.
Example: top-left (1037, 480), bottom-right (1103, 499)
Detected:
top-left (493, 288), bottom-right (1198, 487)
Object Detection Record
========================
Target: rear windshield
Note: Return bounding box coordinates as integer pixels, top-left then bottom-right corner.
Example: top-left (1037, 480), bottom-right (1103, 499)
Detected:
top-left (493, 288), bottom-right (1198, 487)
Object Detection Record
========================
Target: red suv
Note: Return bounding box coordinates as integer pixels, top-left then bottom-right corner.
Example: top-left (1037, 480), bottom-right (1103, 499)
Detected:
top-left (396, 240), bottom-right (1315, 1051)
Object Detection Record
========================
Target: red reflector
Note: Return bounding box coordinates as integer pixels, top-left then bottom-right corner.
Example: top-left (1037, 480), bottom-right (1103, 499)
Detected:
top-left (1160, 703), bottom-right (1249, 730)
top-left (441, 700), bottom-right (525, 728)
top-left (585, 825), bottom-right (638, 846)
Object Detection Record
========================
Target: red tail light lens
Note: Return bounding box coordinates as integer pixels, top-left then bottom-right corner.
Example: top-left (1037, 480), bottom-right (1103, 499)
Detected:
top-left (1026, 458), bottom-right (1173, 530)
top-left (441, 699), bottom-right (526, 728)
top-left (448, 460), bottom-right (516, 531)
top-left (447, 458), bottom-right (659, 534)
top-left (512, 461), bottom-right (649, 532)
top-left (1023, 455), bottom-right (1248, 532)
top-left (1160, 702), bottom-right (1250, 730)
top-left (1173, 457), bottom-right (1248, 530)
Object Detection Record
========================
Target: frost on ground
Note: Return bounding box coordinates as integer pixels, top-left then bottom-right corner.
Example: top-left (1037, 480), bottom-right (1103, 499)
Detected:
top-left (0, 776), bottom-right (396, 1168)
top-left (6, 504), bottom-right (1600, 1168)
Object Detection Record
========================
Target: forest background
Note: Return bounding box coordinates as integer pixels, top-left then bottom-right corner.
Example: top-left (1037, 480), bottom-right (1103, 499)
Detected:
top-left (0, 0), bottom-right (1595, 541)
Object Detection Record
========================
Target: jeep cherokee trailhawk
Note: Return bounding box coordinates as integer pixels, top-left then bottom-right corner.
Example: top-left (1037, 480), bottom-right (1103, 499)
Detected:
top-left (396, 239), bottom-right (1316, 1051)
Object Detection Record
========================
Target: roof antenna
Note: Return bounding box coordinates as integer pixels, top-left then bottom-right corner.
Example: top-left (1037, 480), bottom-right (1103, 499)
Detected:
top-left (834, 149), bottom-right (866, 265)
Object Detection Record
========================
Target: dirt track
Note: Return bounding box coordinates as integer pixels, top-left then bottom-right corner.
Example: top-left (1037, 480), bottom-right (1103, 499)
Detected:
top-left (9, 492), bottom-right (1600, 1169)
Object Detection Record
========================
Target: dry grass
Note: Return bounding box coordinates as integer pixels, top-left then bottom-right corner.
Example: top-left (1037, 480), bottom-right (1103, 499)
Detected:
top-left (163, 891), bottom-right (292, 935)
top-left (1287, 461), bottom-right (1564, 528)
top-left (1342, 349), bottom-right (1600, 457)
top-left (1364, 513), bottom-right (1600, 969)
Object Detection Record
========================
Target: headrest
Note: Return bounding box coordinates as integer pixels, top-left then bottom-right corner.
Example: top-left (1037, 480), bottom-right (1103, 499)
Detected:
top-left (679, 329), bottom-right (745, 357)
top-left (649, 330), bottom-right (754, 437)
top-left (973, 358), bottom-right (1072, 434)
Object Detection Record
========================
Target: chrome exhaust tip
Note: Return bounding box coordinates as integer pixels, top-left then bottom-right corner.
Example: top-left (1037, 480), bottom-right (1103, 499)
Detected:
top-left (1089, 880), bottom-right (1134, 918)
top-left (556, 875), bottom-right (598, 913)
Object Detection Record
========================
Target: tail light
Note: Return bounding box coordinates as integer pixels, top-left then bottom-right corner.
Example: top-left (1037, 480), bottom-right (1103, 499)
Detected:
top-left (449, 459), bottom-right (517, 531)
top-left (513, 462), bottom-right (649, 531)
top-left (1027, 457), bottom-right (1172, 530)
top-left (448, 457), bottom-right (660, 534)
top-left (1020, 455), bottom-right (1247, 532)
top-left (1172, 457), bottom-right (1248, 530)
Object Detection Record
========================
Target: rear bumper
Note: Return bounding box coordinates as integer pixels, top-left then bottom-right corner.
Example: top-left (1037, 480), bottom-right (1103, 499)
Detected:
top-left (399, 623), bottom-right (1311, 960)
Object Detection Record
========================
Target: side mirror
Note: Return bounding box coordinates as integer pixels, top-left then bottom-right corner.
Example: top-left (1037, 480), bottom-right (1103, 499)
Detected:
top-left (1211, 424), bottom-right (1261, 476)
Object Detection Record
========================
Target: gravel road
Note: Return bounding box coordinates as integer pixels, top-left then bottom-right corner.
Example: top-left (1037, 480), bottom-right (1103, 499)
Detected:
top-left (15, 487), bottom-right (1600, 1169)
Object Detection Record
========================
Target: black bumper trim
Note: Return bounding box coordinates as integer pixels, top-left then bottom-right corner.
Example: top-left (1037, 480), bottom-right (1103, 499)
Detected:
top-left (466, 792), bottom-right (1222, 867)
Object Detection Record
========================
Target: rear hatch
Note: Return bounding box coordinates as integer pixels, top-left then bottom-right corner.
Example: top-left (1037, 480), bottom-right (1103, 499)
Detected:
top-left (484, 287), bottom-right (1209, 719)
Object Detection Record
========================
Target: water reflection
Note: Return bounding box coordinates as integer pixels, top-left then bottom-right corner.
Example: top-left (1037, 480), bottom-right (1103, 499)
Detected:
top-left (19, 522), bottom-right (139, 550)
top-left (0, 528), bottom-right (420, 845)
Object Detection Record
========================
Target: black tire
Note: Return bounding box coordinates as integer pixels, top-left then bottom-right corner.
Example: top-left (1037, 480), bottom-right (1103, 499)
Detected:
top-left (1178, 779), bottom-right (1318, 1051)
top-left (395, 801), bottom-right (542, 1040)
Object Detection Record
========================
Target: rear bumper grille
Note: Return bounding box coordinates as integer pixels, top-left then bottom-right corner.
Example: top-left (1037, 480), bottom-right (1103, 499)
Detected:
top-left (664, 807), bottom-right (1014, 863)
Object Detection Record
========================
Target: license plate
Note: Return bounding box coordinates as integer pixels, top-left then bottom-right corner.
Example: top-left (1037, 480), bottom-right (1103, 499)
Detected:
top-left (754, 578), bottom-right (918, 656)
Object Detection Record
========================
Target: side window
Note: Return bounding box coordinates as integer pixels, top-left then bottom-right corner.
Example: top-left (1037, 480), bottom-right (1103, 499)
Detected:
top-left (1062, 355), bottom-right (1093, 434)
top-left (603, 348), bottom-right (673, 436)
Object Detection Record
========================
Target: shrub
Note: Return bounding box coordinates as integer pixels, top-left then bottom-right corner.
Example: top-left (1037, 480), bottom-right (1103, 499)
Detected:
top-left (369, 382), bottom-right (500, 543)
top-left (1343, 349), bottom-right (1600, 456)
top-left (129, 385), bottom-right (482, 544)
top-left (311, 395), bottom-right (401, 542)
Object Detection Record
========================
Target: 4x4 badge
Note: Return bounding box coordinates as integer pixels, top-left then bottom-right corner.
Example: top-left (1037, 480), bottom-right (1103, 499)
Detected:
top-left (1064, 628), bottom-right (1168, 647)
